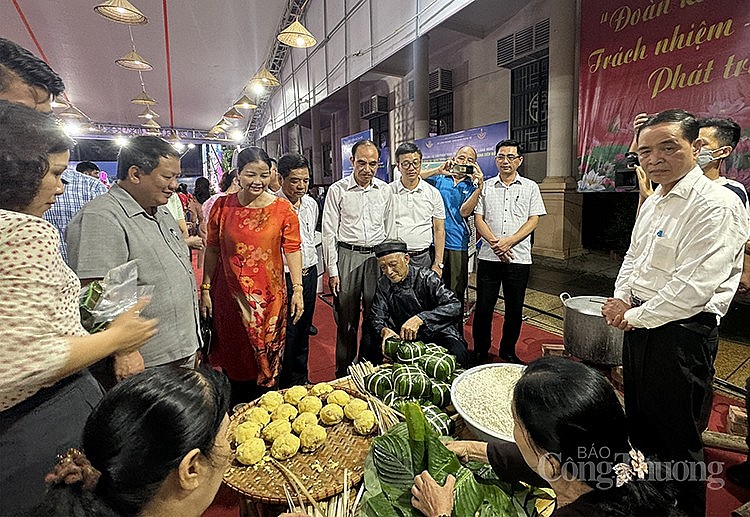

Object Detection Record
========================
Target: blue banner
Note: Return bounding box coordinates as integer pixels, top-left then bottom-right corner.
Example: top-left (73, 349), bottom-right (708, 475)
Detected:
top-left (415, 122), bottom-right (509, 178)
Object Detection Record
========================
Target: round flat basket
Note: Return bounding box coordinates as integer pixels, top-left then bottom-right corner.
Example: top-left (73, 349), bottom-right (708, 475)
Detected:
top-left (223, 386), bottom-right (374, 504)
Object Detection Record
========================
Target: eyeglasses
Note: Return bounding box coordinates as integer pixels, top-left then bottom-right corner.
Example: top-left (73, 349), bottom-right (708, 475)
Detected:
top-left (399, 160), bottom-right (421, 170)
top-left (495, 154), bottom-right (519, 162)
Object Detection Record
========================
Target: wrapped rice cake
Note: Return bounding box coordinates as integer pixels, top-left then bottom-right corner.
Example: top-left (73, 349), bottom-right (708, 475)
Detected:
top-left (299, 424), bottom-right (327, 452)
top-left (418, 351), bottom-right (456, 381)
top-left (421, 403), bottom-right (454, 436)
top-left (284, 385), bottom-right (308, 406)
top-left (236, 437), bottom-right (266, 465)
top-left (364, 368), bottom-right (393, 398)
top-left (392, 364), bottom-right (432, 398)
top-left (396, 340), bottom-right (426, 364)
top-left (430, 380), bottom-right (451, 408)
top-left (383, 337), bottom-right (402, 360)
top-left (271, 433), bottom-right (300, 460)
top-left (343, 398), bottom-right (369, 420)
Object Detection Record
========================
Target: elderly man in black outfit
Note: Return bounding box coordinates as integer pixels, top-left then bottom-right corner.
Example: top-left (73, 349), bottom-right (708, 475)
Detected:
top-left (370, 240), bottom-right (468, 366)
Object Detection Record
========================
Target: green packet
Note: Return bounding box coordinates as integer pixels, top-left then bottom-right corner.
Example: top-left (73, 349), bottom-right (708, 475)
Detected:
top-left (80, 281), bottom-right (106, 333)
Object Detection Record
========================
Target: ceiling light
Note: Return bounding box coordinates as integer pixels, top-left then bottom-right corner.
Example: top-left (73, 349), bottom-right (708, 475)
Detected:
top-left (63, 120), bottom-right (82, 136)
top-left (208, 125), bottom-right (226, 135)
top-left (94, 0), bottom-right (148, 25)
top-left (277, 19), bottom-right (317, 48)
top-left (131, 89), bottom-right (157, 105)
top-left (58, 106), bottom-right (84, 119)
top-left (219, 118), bottom-right (234, 128)
top-left (223, 107), bottom-right (244, 119)
top-left (233, 95), bottom-right (257, 110)
top-left (229, 129), bottom-right (244, 142)
top-left (187, 143), bottom-right (196, 149)
top-left (137, 106), bottom-right (159, 119)
top-left (251, 83), bottom-right (266, 96)
top-left (51, 97), bottom-right (69, 109)
top-left (115, 49), bottom-right (153, 71)
top-left (249, 66), bottom-right (280, 89)
top-left (172, 141), bottom-right (186, 152)
top-left (115, 135), bottom-right (129, 147)
top-left (141, 119), bottom-right (160, 129)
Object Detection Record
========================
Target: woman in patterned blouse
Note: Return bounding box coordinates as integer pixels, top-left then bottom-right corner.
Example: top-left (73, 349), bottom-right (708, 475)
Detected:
top-left (0, 100), bottom-right (157, 515)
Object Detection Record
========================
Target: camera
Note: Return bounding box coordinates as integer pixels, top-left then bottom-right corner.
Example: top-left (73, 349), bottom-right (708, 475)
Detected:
top-left (452, 163), bottom-right (474, 175)
top-left (624, 152), bottom-right (639, 169)
top-left (615, 153), bottom-right (640, 190)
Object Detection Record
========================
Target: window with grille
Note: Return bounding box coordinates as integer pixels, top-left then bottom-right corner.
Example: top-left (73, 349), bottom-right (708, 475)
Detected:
top-left (369, 114), bottom-right (389, 150)
top-left (510, 57), bottom-right (548, 152)
top-left (429, 93), bottom-right (453, 136)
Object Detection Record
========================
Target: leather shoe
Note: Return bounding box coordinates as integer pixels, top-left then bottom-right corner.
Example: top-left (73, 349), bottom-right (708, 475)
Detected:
top-left (308, 324), bottom-right (318, 336)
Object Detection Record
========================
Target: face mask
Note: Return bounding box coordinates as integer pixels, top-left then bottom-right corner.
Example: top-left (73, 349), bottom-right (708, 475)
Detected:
top-left (696, 148), bottom-right (719, 170)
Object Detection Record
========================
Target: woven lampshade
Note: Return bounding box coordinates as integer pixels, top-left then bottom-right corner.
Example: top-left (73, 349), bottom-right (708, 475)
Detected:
top-left (50, 97), bottom-right (69, 109)
top-left (58, 106), bottom-right (84, 119)
top-left (131, 89), bottom-right (157, 105)
top-left (233, 95), bottom-right (257, 110)
top-left (277, 19), bottom-right (317, 48)
top-left (249, 66), bottom-right (280, 88)
top-left (116, 50), bottom-right (153, 71)
top-left (94, 0), bottom-right (148, 25)
top-left (223, 107), bottom-right (244, 119)
top-left (137, 106), bottom-right (159, 119)
top-left (141, 119), bottom-right (160, 129)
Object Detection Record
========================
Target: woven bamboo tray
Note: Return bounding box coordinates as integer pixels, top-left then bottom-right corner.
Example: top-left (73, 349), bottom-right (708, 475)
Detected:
top-left (223, 386), bottom-right (373, 504)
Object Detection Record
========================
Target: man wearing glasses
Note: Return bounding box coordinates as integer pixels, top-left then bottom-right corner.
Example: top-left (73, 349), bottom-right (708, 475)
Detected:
top-left (390, 142), bottom-right (446, 273)
top-left (472, 139), bottom-right (546, 365)
top-left (321, 139), bottom-right (394, 376)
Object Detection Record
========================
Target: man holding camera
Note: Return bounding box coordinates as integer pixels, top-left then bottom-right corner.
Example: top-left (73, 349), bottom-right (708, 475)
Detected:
top-left (472, 139), bottom-right (546, 365)
top-left (421, 145), bottom-right (484, 314)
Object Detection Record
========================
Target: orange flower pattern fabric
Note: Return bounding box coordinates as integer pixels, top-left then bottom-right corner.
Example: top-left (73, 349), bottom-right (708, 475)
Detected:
top-left (206, 194), bottom-right (301, 384)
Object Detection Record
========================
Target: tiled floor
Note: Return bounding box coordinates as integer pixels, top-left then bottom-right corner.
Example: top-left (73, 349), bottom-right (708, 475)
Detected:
top-left (468, 250), bottom-right (750, 395)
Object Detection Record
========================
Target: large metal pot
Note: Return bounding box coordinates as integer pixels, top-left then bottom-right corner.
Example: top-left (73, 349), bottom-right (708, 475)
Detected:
top-left (559, 292), bottom-right (623, 366)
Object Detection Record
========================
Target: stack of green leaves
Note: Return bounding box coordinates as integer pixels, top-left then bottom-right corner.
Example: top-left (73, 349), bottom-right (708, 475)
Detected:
top-left (360, 403), bottom-right (515, 516)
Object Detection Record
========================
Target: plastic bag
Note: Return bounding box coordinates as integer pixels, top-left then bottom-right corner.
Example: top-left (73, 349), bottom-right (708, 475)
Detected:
top-left (79, 261), bottom-right (154, 333)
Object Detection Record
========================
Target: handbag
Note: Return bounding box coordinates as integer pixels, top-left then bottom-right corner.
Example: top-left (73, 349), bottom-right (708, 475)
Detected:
top-left (200, 315), bottom-right (214, 357)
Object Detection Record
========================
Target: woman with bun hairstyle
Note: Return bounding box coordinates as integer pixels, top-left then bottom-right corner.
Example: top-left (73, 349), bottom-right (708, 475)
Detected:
top-left (33, 366), bottom-right (231, 517)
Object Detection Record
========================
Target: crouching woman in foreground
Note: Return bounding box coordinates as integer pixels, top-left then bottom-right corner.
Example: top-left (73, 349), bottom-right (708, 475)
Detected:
top-left (31, 367), bottom-right (231, 517)
top-left (411, 356), bottom-right (683, 516)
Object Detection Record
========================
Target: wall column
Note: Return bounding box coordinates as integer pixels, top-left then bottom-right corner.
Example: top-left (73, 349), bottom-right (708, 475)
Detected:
top-left (311, 104), bottom-right (323, 184)
top-left (534, 0), bottom-right (583, 260)
top-left (280, 125), bottom-right (290, 155)
top-left (347, 79), bottom-right (361, 135)
top-left (331, 112), bottom-right (341, 181)
top-left (413, 35), bottom-right (430, 140)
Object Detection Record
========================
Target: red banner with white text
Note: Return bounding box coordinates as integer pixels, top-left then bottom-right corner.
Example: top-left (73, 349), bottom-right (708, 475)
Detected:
top-left (577, 0), bottom-right (750, 192)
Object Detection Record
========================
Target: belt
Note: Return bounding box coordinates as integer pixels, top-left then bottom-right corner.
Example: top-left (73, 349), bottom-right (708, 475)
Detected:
top-left (338, 242), bottom-right (374, 254)
top-left (408, 248), bottom-right (430, 257)
top-left (631, 294), bottom-right (647, 307)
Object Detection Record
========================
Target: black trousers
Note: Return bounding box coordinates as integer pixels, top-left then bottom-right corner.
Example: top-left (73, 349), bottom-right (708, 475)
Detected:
top-left (623, 312), bottom-right (718, 516)
top-left (280, 265), bottom-right (318, 388)
top-left (472, 260), bottom-right (530, 357)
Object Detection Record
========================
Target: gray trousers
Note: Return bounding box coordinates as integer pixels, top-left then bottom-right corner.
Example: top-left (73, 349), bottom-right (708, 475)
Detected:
top-left (409, 249), bottom-right (432, 269)
top-left (333, 246), bottom-right (380, 377)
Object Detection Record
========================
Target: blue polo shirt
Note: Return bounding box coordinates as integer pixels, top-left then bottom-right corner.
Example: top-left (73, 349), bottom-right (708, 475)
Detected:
top-left (426, 175), bottom-right (476, 251)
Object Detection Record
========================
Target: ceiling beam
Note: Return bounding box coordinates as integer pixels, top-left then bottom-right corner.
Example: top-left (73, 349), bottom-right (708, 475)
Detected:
top-left (439, 19), bottom-right (487, 39)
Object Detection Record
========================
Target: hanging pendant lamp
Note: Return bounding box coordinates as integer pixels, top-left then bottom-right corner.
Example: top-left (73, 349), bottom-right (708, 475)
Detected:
top-left (94, 0), bottom-right (148, 25)
top-left (233, 95), bottom-right (257, 110)
top-left (249, 66), bottom-right (280, 88)
top-left (116, 49), bottom-right (153, 71)
top-left (137, 106), bottom-right (160, 119)
top-left (277, 19), bottom-right (317, 48)
top-left (131, 89), bottom-right (157, 105)
top-left (223, 107), bottom-right (244, 119)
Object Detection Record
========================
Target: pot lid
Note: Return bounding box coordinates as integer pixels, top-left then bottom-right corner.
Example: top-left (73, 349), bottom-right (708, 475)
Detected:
top-left (562, 295), bottom-right (608, 316)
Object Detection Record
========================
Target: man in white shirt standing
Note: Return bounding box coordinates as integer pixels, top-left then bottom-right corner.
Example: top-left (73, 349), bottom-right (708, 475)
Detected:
top-left (603, 109), bottom-right (750, 515)
top-left (390, 142), bottom-right (446, 274)
top-left (322, 140), bottom-right (393, 377)
top-left (276, 154), bottom-right (319, 387)
top-left (472, 139), bottom-right (546, 365)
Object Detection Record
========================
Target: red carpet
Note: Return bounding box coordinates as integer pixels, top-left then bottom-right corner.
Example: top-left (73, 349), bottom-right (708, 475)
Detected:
top-left (193, 257), bottom-right (748, 515)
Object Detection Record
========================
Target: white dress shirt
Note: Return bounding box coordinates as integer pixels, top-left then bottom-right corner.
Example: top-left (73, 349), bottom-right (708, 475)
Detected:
top-left (614, 166), bottom-right (750, 328)
top-left (321, 175), bottom-right (393, 277)
top-left (389, 178), bottom-right (445, 251)
top-left (475, 174), bottom-right (546, 264)
top-left (276, 191), bottom-right (319, 269)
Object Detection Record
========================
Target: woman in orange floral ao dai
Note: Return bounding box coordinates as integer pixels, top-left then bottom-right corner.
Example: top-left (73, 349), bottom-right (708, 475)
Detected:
top-left (202, 147), bottom-right (303, 391)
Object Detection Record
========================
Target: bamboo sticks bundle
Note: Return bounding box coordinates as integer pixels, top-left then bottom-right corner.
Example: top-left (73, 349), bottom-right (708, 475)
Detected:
top-left (348, 361), bottom-right (402, 433)
top-left (278, 463), bottom-right (365, 517)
